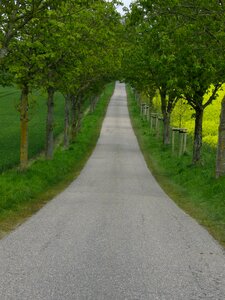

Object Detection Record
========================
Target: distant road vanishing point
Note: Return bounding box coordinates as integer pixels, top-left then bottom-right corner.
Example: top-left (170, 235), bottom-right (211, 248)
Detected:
top-left (0, 82), bottom-right (225, 299)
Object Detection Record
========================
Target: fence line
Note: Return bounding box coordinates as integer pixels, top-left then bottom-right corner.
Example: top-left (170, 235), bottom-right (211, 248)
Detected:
top-left (139, 102), bottom-right (187, 156)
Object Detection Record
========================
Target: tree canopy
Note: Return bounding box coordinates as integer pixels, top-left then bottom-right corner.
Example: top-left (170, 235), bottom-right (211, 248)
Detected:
top-left (122, 0), bottom-right (225, 163)
top-left (0, 0), bottom-right (123, 168)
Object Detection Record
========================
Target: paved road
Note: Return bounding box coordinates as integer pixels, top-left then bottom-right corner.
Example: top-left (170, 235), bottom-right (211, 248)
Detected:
top-left (0, 83), bottom-right (225, 300)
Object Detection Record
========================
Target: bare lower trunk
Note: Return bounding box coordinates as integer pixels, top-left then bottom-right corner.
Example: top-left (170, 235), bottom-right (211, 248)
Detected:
top-left (148, 96), bottom-right (153, 111)
top-left (135, 90), bottom-right (140, 106)
top-left (216, 96), bottom-right (225, 178)
top-left (90, 95), bottom-right (98, 113)
top-left (20, 83), bottom-right (29, 170)
top-left (46, 87), bottom-right (54, 159)
top-left (193, 108), bottom-right (203, 164)
top-left (71, 94), bottom-right (78, 139)
top-left (76, 95), bottom-right (83, 134)
top-left (64, 94), bottom-right (70, 148)
top-left (90, 95), bottom-right (95, 113)
top-left (163, 113), bottom-right (170, 145)
top-left (160, 86), bottom-right (169, 145)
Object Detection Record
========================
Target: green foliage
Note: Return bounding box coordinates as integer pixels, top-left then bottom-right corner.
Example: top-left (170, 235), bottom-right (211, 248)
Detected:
top-left (170, 86), bottom-right (225, 147)
top-left (0, 86), bottom-right (65, 171)
top-left (127, 85), bottom-right (225, 247)
top-left (0, 0), bottom-right (61, 59)
top-left (0, 83), bottom-right (114, 234)
top-left (0, 0), bottom-right (123, 169)
top-left (123, 0), bottom-right (225, 162)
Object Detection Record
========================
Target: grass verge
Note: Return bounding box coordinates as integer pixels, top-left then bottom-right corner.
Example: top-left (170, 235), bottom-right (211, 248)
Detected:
top-left (126, 85), bottom-right (225, 248)
top-left (0, 82), bottom-right (115, 239)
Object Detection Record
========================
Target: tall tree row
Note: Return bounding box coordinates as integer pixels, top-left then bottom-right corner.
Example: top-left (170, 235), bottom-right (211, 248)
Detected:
top-left (0, 0), bottom-right (123, 169)
top-left (122, 0), bottom-right (225, 171)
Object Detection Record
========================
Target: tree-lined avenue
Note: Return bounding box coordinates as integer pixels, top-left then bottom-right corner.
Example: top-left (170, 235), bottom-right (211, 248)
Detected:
top-left (0, 83), bottom-right (225, 299)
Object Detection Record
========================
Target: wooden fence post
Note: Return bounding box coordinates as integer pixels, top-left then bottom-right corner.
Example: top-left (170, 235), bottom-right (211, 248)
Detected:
top-left (147, 106), bottom-right (150, 121)
top-left (183, 130), bottom-right (187, 153)
top-left (171, 128), bottom-right (187, 156)
top-left (172, 129), bottom-right (175, 153)
top-left (156, 117), bottom-right (159, 136)
top-left (141, 103), bottom-right (145, 117)
top-left (179, 131), bottom-right (184, 157)
top-left (150, 113), bottom-right (153, 129)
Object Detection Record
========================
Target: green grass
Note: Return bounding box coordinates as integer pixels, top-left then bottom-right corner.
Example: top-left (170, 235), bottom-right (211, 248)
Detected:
top-left (127, 85), bottom-right (225, 248)
top-left (0, 86), bottom-right (65, 172)
top-left (0, 82), bottom-right (115, 238)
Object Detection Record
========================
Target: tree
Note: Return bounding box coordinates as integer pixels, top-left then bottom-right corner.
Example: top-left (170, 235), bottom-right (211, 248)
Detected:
top-left (0, 1), bottom-right (65, 166)
top-left (56, 0), bottom-right (123, 145)
top-left (35, 5), bottom-right (69, 158)
top-left (7, 26), bottom-right (43, 169)
top-left (5, 1), bottom-right (69, 166)
top-left (125, 0), bottom-right (225, 162)
top-left (123, 1), bottom-right (181, 145)
top-left (169, 0), bottom-right (225, 163)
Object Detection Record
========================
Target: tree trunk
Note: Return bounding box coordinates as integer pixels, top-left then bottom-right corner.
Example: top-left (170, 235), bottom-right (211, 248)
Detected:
top-left (45, 87), bottom-right (55, 159)
top-left (148, 95), bottom-right (153, 111)
top-left (216, 96), bottom-right (225, 178)
top-left (64, 94), bottom-right (70, 148)
top-left (71, 94), bottom-right (78, 139)
top-left (90, 95), bottom-right (94, 113)
top-left (160, 86), bottom-right (170, 145)
top-left (134, 90), bottom-right (140, 106)
top-left (163, 112), bottom-right (171, 145)
top-left (76, 95), bottom-right (83, 134)
top-left (20, 83), bottom-right (29, 170)
top-left (90, 95), bottom-right (98, 113)
top-left (193, 108), bottom-right (203, 164)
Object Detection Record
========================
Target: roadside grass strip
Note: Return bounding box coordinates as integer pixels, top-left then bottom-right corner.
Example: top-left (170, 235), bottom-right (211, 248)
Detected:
top-left (127, 85), bottom-right (225, 248)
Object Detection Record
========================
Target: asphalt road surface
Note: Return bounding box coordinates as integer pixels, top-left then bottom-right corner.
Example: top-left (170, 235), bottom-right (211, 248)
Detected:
top-left (0, 82), bottom-right (225, 300)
